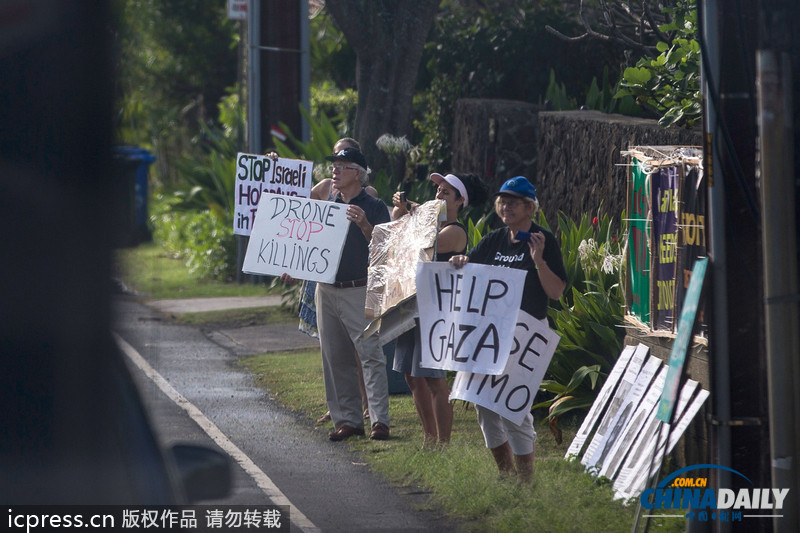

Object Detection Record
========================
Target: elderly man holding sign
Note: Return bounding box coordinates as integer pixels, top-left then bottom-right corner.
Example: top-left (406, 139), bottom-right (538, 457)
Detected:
top-left (314, 148), bottom-right (392, 442)
top-left (449, 176), bottom-right (566, 483)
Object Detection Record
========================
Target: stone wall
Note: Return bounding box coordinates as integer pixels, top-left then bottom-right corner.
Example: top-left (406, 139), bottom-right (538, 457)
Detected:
top-left (451, 101), bottom-right (702, 223)
top-left (535, 110), bottom-right (702, 223)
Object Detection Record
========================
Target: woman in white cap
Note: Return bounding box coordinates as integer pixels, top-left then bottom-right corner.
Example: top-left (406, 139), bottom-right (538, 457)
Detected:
top-left (449, 176), bottom-right (566, 482)
top-left (390, 172), bottom-right (486, 448)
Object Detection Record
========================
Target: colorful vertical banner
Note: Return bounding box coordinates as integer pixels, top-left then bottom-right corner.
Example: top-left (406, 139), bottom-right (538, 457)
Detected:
top-left (628, 159), bottom-right (650, 323)
top-left (651, 165), bottom-right (679, 331)
top-left (675, 165), bottom-right (707, 335)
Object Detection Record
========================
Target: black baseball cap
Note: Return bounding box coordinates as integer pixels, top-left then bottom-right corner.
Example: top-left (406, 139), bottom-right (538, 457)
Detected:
top-left (325, 148), bottom-right (367, 170)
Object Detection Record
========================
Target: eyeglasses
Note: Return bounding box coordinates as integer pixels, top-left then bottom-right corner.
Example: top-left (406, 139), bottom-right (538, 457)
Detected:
top-left (329, 165), bottom-right (359, 173)
top-left (498, 198), bottom-right (523, 208)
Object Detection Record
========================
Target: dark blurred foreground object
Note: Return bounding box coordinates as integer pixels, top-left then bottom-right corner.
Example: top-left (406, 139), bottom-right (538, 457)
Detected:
top-left (0, 1), bottom-right (230, 504)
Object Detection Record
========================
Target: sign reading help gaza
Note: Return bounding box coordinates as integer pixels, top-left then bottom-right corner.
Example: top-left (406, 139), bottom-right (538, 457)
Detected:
top-left (234, 152), bottom-right (313, 236)
top-left (416, 262), bottom-right (527, 375)
top-left (242, 193), bottom-right (348, 283)
top-left (451, 310), bottom-right (559, 425)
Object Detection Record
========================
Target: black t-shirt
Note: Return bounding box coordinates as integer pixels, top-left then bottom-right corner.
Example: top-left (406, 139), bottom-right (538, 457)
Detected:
top-left (333, 188), bottom-right (390, 282)
top-left (435, 221), bottom-right (467, 263)
top-left (467, 222), bottom-right (566, 319)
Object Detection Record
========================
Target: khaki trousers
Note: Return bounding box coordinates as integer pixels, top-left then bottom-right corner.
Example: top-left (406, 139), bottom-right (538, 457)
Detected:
top-left (315, 283), bottom-right (390, 429)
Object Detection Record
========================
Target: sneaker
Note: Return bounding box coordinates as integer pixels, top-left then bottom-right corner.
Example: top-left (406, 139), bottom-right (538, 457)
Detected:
top-left (369, 422), bottom-right (390, 441)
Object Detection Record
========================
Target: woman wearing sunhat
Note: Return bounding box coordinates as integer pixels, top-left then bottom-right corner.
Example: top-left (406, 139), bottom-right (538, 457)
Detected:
top-left (449, 176), bottom-right (566, 483)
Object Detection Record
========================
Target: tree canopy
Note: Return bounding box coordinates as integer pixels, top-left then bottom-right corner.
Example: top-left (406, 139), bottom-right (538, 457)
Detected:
top-left (115, 0), bottom-right (238, 152)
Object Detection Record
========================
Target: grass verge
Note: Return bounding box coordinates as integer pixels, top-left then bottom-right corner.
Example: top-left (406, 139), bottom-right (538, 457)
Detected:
top-left (240, 349), bottom-right (685, 533)
top-left (176, 306), bottom-right (297, 328)
top-left (115, 242), bottom-right (277, 300)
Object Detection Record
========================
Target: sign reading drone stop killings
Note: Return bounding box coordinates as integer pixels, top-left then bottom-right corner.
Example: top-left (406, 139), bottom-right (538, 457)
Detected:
top-left (415, 262), bottom-right (527, 375)
top-left (242, 193), bottom-right (349, 283)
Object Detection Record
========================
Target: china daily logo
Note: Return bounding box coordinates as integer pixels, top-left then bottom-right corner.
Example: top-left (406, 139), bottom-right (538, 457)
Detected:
top-left (641, 464), bottom-right (790, 523)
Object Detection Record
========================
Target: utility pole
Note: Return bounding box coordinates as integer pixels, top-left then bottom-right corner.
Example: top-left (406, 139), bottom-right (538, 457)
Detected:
top-left (247, 0), bottom-right (261, 155)
top-left (240, 0), bottom-right (309, 282)
top-left (756, 1), bottom-right (800, 531)
top-left (704, 0), bottom-right (800, 531)
top-left (702, 1), bottom-right (771, 531)
top-left (260, 0), bottom-right (307, 151)
top-left (246, 0), bottom-right (307, 155)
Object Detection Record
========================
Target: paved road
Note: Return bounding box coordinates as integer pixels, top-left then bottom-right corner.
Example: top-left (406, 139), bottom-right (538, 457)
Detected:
top-left (112, 295), bottom-right (462, 533)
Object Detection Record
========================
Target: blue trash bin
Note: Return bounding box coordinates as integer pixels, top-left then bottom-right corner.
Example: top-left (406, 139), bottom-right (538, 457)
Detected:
top-left (113, 146), bottom-right (156, 244)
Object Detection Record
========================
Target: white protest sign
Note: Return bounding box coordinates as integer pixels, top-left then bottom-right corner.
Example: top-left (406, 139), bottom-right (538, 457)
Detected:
top-left (242, 193), bottom-right (348, 283)
top-left (416, 262), bottom-right (527, 375)
top-left (233, 152), bottom-right (313, 236)
top-left (227, 0), bottom-right (246, 19)
top-left (450, 310), bottom-right (560, 425)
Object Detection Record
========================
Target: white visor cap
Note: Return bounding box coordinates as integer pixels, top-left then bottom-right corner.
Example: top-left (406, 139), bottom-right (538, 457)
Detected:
top-left (430, 173), bottom-right (468, 208)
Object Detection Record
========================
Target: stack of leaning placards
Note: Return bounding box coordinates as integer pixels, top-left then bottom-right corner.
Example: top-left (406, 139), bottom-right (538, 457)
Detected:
top-left (565, 343), bottom-right (709, 500)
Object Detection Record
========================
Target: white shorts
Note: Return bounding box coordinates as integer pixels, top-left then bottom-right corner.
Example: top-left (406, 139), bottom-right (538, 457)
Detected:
top-left (476, 405), bottom-right (536, 455)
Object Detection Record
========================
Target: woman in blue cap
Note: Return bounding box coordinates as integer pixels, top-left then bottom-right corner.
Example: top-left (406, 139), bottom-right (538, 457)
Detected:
top-left (449, 176), bottom-right (566, 483)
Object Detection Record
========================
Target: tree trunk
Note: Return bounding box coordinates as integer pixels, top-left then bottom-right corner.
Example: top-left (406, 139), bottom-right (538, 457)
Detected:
top-left (326, 0), bottom-right (439, 177)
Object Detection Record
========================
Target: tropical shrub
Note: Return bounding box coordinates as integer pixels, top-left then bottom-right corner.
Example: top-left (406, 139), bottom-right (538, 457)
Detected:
top-left (273, 105), bottom-right (341, 175)
top-left (150, 194), bottom-right (237, 280)
top-left (149, 91), bottom-right (244, 280)
top-left (116, 0), bottom-right (238, 185)
top-left (310, 83), bottom-right (358, 139)
top-left (536, 210), bottom-right (626, 425)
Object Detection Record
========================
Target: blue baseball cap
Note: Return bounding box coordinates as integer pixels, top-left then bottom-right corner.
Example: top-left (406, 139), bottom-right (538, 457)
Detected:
top-left (496, 176), bottom-right (537, 200)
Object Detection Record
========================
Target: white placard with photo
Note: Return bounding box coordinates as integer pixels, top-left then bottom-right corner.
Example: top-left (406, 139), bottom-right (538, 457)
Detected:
top-left (566, 344), bottom-right (638, 459)
top-left (581, 344), bottom-right (650, 466)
